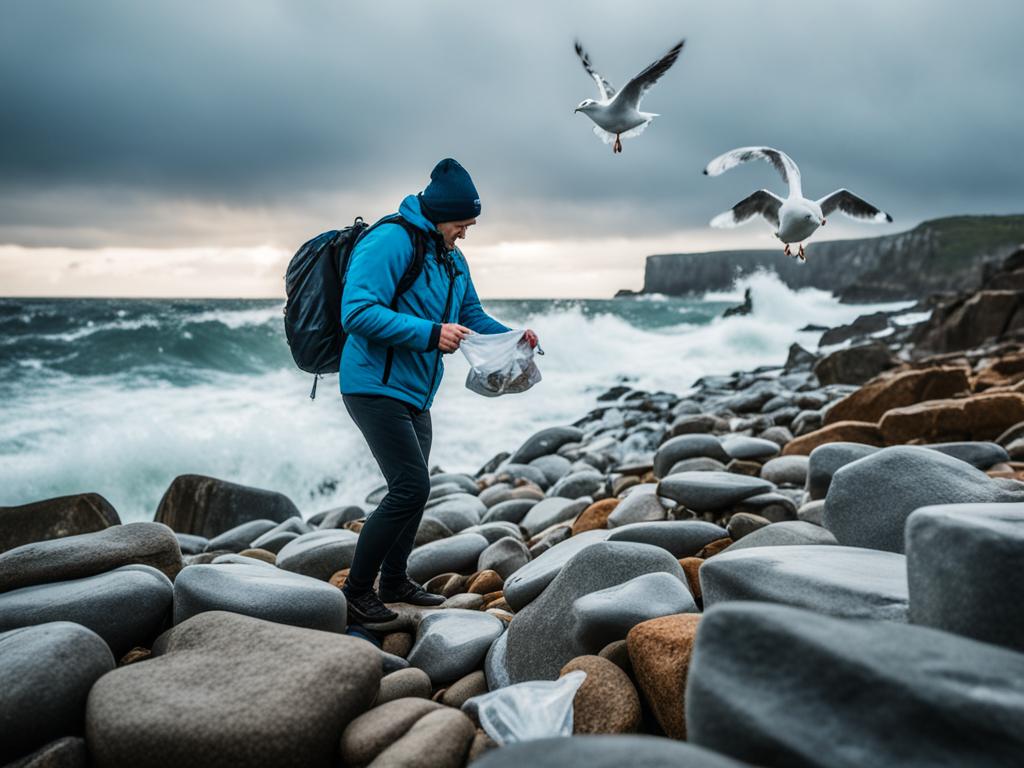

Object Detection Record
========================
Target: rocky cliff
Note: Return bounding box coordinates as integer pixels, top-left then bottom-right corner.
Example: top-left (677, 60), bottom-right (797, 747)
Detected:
top-left (639, 214), bottom-right (1024, 302)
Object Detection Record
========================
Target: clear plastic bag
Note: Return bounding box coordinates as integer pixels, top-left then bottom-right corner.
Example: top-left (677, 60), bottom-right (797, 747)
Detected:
top-left (460, 329), bottom-right (543, 397)
top-left (462, 670), bottom-right (586, 745)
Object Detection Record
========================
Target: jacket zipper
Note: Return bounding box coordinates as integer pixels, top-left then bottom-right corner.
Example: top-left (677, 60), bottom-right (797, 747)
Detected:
top-left (422, 250), bottom-right (457, 410)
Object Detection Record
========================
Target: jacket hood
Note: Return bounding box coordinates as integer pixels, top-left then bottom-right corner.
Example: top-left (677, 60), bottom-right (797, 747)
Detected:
top-left (398, 194), bottom-right (437, 234)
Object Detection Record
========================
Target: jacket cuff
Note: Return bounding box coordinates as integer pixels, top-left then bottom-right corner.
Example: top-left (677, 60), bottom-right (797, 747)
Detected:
top-left (427, 323), bottom-right (442, 351)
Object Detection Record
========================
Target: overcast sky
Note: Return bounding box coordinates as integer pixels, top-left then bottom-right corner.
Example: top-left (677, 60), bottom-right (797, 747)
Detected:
top-left (1, 0), bottom-right (1022, 298)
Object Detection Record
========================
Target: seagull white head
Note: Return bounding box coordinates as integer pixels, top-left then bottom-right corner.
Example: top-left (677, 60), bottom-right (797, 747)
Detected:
top-left (574, 99), bottom-right (599, 113)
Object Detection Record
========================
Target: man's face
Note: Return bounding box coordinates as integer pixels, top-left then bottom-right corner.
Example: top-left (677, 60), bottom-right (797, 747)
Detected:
top-left (436, 218), bottom-right (476, 250)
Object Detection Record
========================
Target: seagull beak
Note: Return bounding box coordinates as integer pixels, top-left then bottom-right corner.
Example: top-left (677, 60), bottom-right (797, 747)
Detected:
top-left (820, 218), bottom-right (827, 226)
top-left (574, 108), bottom-right (580, 113)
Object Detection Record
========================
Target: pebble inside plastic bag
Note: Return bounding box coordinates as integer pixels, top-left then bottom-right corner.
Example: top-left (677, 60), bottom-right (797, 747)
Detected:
top-left (459, 329), bottom-right (543, 397)
top-left (462, 670), bottom-right (587, 744)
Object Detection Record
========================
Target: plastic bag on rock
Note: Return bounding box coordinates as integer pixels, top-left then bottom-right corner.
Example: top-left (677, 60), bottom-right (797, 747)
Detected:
top-left (462, 670), bottom-right (586, 744)
top-left (459, 329), bottom-right (543, 397)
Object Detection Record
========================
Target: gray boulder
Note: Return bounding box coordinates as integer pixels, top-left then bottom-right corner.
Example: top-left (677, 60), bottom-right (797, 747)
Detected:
top-left (928, 441), bottom-right (1010, 470)
top-left (407, 533), bottom-right (489, 583)
top-left (173, 562), bottom-right (347, 632)
top-left (429, 473), bottom-right (480, 495)
top-left (667, 456), bottom-right (728, 474)
top-left (720, 435), bottom-right (780, 461)
top-left (726, 512), bottom-right (770, 540)
top-left (548, 470), bottom-right (605, 500)
top-left (907, 502), bottom-right (1024, 652)
top-left (806, 443), bottom-right (880, 500)
top-left (654, 435), bottom-right (730, 478)
top-left (415, 517), bottom-right (453, 547)
top-left (316, 505), bottom-right (365, 529)
top-left (657, 472), bottom-right (775, 512)
top-left (495, 463), bottom-right (550, 490)
top-left (407, 609), bottom-right (505, 685)
top-left (723, 521), bottom-right (837, 552)
top-left (606, 484), bottom-right (668, 527)
top-left (0, 623), bottom-right (114, 764)
top-left (423, 502), bottom-right (481, 533)
top-left (154, 474), bottom-right (299, 538)
top-left (7, 736), bottom-right (89, 768)
top-left (205, 519), bottom-right (278, 553)
top-left (482, 498), bottom-right (537, 525)
top-left (529, 454), bottom-right (573, 485)
top-left (0, 564), bottom-right (173, 657)
top-left (0, 522), bottom-right (183, 593)
top-left (504, 541), bottom-right (688, 682)
top-left (503, 529), bottom-right (612, 611)
top-left (824, 446), bottom-right (1024, 553)
top-left (86, 611), bottom-right (380, 768)
top-left (461, 521), bottom-right (522, 544)
top-left (687, 602), bottom-right (1024, 768)
top-left (275, 529), bottom-right (358, 581)
top-left (606, 521), bottom-right (727, 557)
top-left (472, 735), bottom-right (752, 768)
top-left (484, 629), bottom-right (512, 690)
top-left (734, 492), bottom-right (799, 522)
top-left (701, 545), bottom-right (908, 620)
top-left (478, 537), bottom-right (531, 579)
top-left (520, 497), bottom-right (589, 537)
top-left (509, 426), bottom-right (584, 465)
top-left (246, 530), bottom-right (298, 554)
top-left (570, 572), bottom-right (697, 652)
top-left (174, 533), bottom-right (208, 555)
top-left (759, 456), bottom-right (809, 486)
top-left (0, 493), bottom-right (120, 555)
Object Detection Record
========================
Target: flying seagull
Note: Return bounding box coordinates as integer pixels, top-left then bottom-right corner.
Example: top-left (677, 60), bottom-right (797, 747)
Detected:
top-left (574, 38), bottom-right (685, 154)
top-left (703, 147), bottom-right (893, 261)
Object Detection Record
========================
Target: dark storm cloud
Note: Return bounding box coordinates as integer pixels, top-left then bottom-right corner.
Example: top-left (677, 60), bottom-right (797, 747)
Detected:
top-left (1, 0), bottom-right (1023, 249)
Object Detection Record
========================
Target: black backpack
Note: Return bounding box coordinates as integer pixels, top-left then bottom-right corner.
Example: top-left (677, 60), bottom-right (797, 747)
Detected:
top-left (283, 214), bottom-right (426, 398)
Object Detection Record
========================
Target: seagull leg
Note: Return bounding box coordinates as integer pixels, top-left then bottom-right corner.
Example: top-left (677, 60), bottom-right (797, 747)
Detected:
top-left (798, 243), bottom-right (806, 262)
top-left (783, 243), bottom-right (791, 257)
top-left (613, 134), bottom-right (622, 154)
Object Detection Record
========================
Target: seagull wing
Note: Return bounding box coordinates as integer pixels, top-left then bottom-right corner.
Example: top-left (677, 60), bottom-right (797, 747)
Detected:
top-left (710, 190), bottom-right (784, 229)
top-left (817, 189), bottom-right (893, 223)
top-left (574, 40), bottom-right (616, 100)
top-left (703, 147), bottom-right (802, 197)
top-left (617, 39), bottom-right (685, 108)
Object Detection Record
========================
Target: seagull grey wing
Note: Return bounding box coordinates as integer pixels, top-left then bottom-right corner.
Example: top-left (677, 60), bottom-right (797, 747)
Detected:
top-left (574, 40), bottom-right (616, 100)
top-left (617, 39), bottom-right (684, 107)
top-left (703, 147), bottom-right (801, 195)
top-left (817, 189), bottom-right (893, 222)
top-left (710, 190), bottom-right (783, 228)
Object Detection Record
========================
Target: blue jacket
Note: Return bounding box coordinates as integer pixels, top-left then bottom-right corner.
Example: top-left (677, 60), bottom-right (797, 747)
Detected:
top-left (340, 194), bottom-right (510, 410)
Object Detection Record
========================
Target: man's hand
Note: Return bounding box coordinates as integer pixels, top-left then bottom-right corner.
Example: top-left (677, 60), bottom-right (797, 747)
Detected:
top-left (523, 329), bottom-right (539, 348)
top-left (438, 323), bottom-right (471, 353)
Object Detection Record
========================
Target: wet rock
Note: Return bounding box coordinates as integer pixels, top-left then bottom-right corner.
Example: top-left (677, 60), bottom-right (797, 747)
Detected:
top-left (548, 470), bottom-right (605, 500)
top-left (316, 505), bottom-right (365, 530)
top-left (425, 496), bottom-right (486, 532)
top-left (484, 629), bottom-right (512, 690)
top-left (606, 485), bottom-right (668, 527)
top-left (626, 614), bottom-right (702, 739)
top-left (560, 656), bottom-right (641, 734)
top-left (806, 442), bottom-right (880, 500)
top-left (825, 446), bottom-right (1024, 553)
top-left (204, 519), bottom-right (279, 553)
top-left (0, 493), bottom-right (120, 554)
top-left (0, 522), bottom-right (183, 593)
top-left (880, 393), bottom-right (1024, 443)
top-left (243, 530), bottom-right (297, 554)
top-left (154, 474), bottom-right (299, 539)
top-left (441, 670), bottom-right (489, 709)
top-left (668, 414), bottom-right (720, 436)
top-left (797, 500), bottom-right (826, 525)
top-left (407, 609), bottom-right (505, 685)
top-left (442, 593), bottom-right (485, 610)
top-left (0, 565), bottom-right (173, 657)
top-left (430, 473), bottom-right (480, 496)
top-left (408, 533), bottom-right (490, 583)
top-left (503, 530), bottom-right (611, 611)
top-left (481, 499), bottom-right (537, 525)
top-left (686, 602), bottom-right (1024, 768)
top-left (654, 436), bottom-right (730, 478)
top-left (276, 529), bottom-right (359, 581)
top-left (529, 454), bottom-right (573, 486)
top-left (759, 456), bottom-right (809, 486)
top-left (173, 561), bottom-right (347, 632)
top-left (415, 516), bottom-right (453, 547)
top-left (720, 435), bottom-right (780, 461)
top-left (657, 472), bottom-right (774, 512)
top-left (375, 668), bottom-right (433, 705)
top-left (734, 492), bottom-right (798, 523)
top-left (759, 425), bottom-right (794, 448)
top-left (813, 341), bottom-right (901, 386)
top-left (504, 542), bottom-right (688, 682)
top-left (88, 611), bottom-right (380, 768)
top-left (702, 545), bottom-right (907, 620)
top-left (907, 502), bottom-right (1024, 652)
top-left (471, 735), bottom-right (752, 768)
top-left (726, 512), bottom-right (770, 540)
top-left (520, 497), bottom-right (589, 536)
top-left (723, 521), bottom-right (837, 552)
top-left (823, 366), bottom-right (970, 425)
top-left (0, 623), bottom-right (114, 764)
top-left (571, 499), bottom-right (619, 534)
top-left (509, 426), bottom-right (585, 465)
top-left (571, 572), bottom-right (697, 652)
top-left (606, 521), bottom-right (728, 558)
top-left (782, 421), bottom-right (884, 455)
top-left (478, 537), bottom-right (530, 579)
top-left (369, 708), bottom-right (476, 768)
top-left (928, 440), bottom-right (1011, 469)
top-left (462, 521), bottom-right (522, 544)
top-left (668, 456), bottom-right (728, 474)
top-left (174, 533), bottom-right (208, 555)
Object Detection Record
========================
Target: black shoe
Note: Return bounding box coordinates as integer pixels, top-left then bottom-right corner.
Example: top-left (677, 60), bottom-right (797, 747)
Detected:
top-left (379, 578), bottom-right (446, 607)
top-left (343, 588), bottom-right (399, 624)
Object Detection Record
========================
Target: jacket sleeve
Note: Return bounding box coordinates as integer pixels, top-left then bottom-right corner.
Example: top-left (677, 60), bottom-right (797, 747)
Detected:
top-left (458, 257), bottom-right (512, 334)
top-left (341, 224), bottom-right (436, 351)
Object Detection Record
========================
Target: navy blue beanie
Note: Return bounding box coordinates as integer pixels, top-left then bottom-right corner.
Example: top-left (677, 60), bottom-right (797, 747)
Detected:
top-left (418, 158), bottom-right (481, 224)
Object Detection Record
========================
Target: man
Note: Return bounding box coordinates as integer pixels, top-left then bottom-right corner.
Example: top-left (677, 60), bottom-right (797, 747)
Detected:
top-left (340, 158), bottom-right (538, 624)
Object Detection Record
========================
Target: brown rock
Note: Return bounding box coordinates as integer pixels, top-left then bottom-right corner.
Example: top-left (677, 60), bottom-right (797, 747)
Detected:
top-left (725, 459), bottom-right (761, 477)
top-left (678, 557), bottom-right (703, 600)
top-left (597, 639), bottom-right (634, 678)
top-left (626, 613), bottom-right (702, 739)
top-left (696, 538), bottom-right (733, 559)
top-left (486, 609), bottom-right (514, 622)
top-left (370, 708), bottom-right (475, 768)
top-left (813, 341), bottom-right (902, 386)
top-left (344, 520), bottom-right (364, 534)
top-left (611, 475), bottom-right (641, 496)
top-left (329, 569), bottom-right (349, 589)
top-left (972, 352), bottom-right (1024, 391)
top-left (823, 366), bottom-right (970, 425)
top-left (559, 656), bottom-right (641, 734)
top-left (442, 593), bottom-right (485, 610)
top-left (480, 590), bottom-right (504, 604)
top-left (914, 290), bottom-right (1024, 353)
top-left (375, 668), bottom-right (432, 705)
top-left (483, 597), bottom-right (511, 612)
top-left (0, 493), bottom-right (119, 554)
top-left (118, 647), bottom-right (152, 666)
top-left (238, 548), bottom-right (276, 565)
top-left (878, 393), bottom-right (1024, 443)
top-left (382, 632), bottom-right (413, 658)
top-left (467, 729), bottom-right (498, 763)
top-left (782, 421), bottom-right (885, 456)
top-left (571, 499), bottom-right (619, 535)
top-left (467, 570), bottom-right (503, 595)
top-left (424, 573), bottom-right (465, 597)
top-left (441, 670), bottom-right (488, 709)
top-left (339, 698), bottom-right (444, 766)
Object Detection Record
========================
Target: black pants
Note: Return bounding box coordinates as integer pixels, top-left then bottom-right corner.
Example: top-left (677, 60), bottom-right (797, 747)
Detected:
top-left (342, 394), bottom-right (432, 594)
